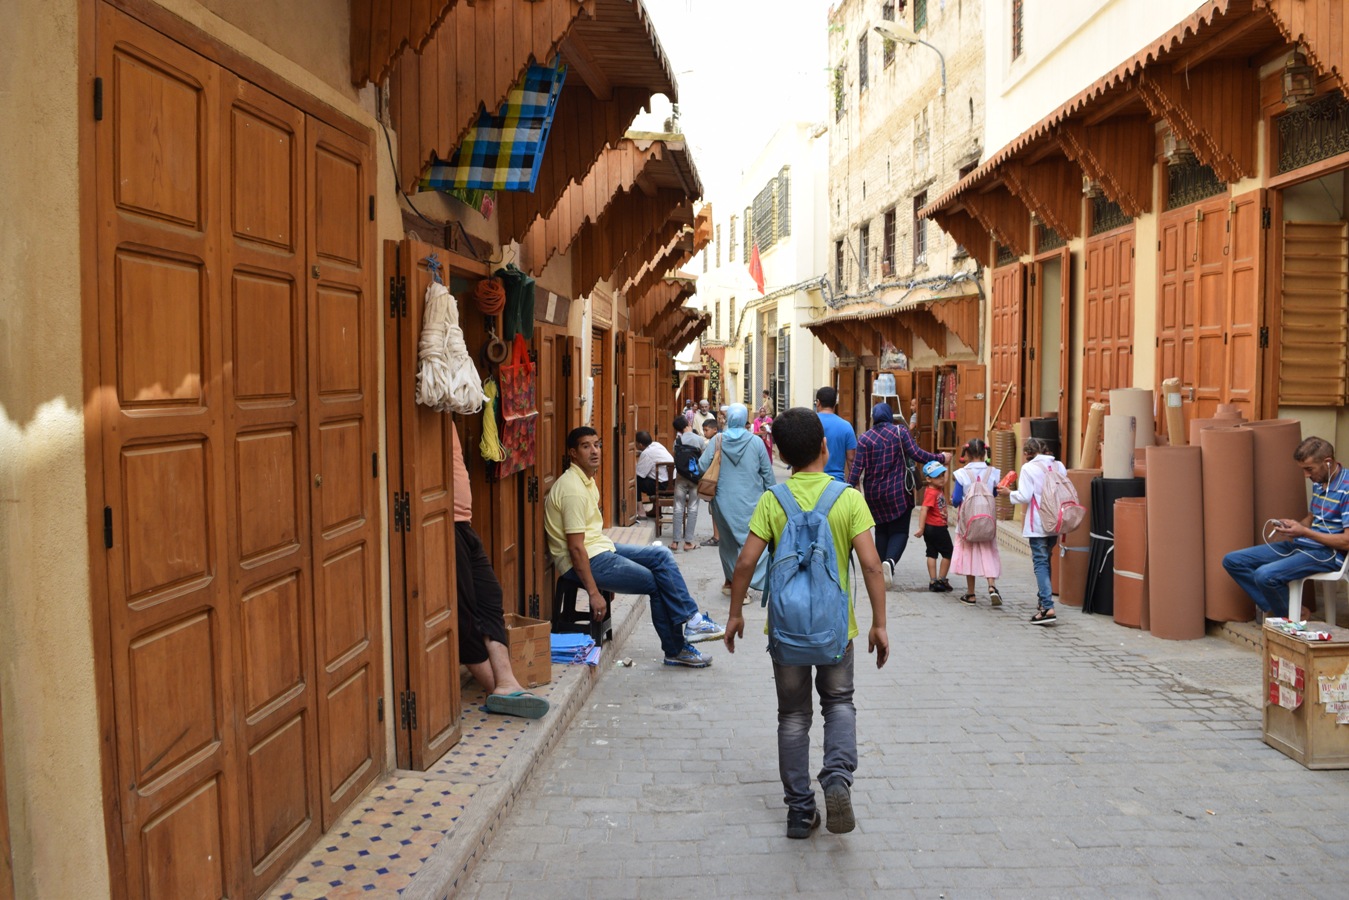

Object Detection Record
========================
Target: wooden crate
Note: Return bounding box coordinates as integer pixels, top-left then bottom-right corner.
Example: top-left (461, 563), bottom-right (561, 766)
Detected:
top-left (504, 613), bottom-right (552, 688)
top-left (1263, 623), bottom-right (1349, 769)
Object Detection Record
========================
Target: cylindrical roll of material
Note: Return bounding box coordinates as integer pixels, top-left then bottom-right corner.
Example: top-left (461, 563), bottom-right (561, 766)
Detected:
top-left (1110, 388), bottom-right (1157, 448)
top-left (1113, 497), bottom-right (1148, 629)
top-left (1216, 403), bottom-right (1243, 419)
top-left (1081, 402), bottom-right (1107, 469)
top-left (1146, 446), bottom-right (1206, 640)
top-left (1198, 426), bottom-right (1257, 622)
top-left (1162, 378), bottom-right (1184, 445)
top-left (992, 430), bottom-right (1017, 520)
top-left (1058, 468), bottom-right (1102, 607)
top-left (1084, 477), bottom-right (1147, 615)
top-left (1188, 417), bottom-right (1227, 449)
top-left (1102, 415), bottom-right (1137, 479)
top-left (1242, 419), bottom-right (1308, 530)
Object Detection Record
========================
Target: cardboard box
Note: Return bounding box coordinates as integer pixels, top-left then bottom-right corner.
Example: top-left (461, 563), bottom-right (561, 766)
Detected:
top-left (1263, 623), bottom-right (1349, 769)
top-left (504, 613), bottom-right (551, 688)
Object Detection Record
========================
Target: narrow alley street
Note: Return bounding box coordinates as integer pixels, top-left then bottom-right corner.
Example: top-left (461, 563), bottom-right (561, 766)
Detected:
top-left (462, 485), bottom-right (1349, 898)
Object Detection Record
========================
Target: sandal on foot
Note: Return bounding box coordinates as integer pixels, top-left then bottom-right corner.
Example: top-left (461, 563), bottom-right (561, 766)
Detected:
top-left (1030, 609), bottom-right (1057, 625)
top-left (958, 593), bottom-right (977, 606)
top-left (988, 587), bottom-right (1002, 607)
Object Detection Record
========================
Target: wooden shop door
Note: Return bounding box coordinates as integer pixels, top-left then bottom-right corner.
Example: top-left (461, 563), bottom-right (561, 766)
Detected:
top-left (528, 322), bottom-right (570, 621)
top-left (91, 6), bottom-right (382, 898)
top-left (956, 363), bottom-right (987, 449)
top-left (383, 239), bottom-right (463, 771)
top-left (989, 262), bottom-right (1024, 429)
top-left (633, 336), bottom-right (657, 437)
top-left (617, 331), bottom-right (638, 524)
top-left (0, 694), bottom-right (12, 900)
top-left (835, 364), bottom-right (857, 431)
top-left (1083, 225), bottom-right (1135, 428)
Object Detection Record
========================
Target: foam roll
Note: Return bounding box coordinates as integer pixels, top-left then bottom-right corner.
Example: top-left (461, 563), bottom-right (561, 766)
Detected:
top-left (1081, 402), bottom-right (1107, 469)
top-left (1102, 415), bottom-right (1137, 479)
top-left (1241, 419), bottom-right (1308, 531)
top-left (1162, 378), bottom-right (1184, 445)
top-left (1146, 446), bottom-right (1206, 640)
top-left (1113, 498), bottom-right (1148, 629)
top-left (1189, 415), bottom-right (1245, 448)
top-left (1059, 468), bottom-right (1103, 607)
top-left (1110, 388), bottom-right (1157, 448)
top-left (1198, 426), bottom-right (1257, 622)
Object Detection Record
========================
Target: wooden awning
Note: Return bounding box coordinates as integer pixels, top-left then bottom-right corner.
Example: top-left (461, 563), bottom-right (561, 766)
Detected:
top-left (621, 204), bottom-right (710, 300)
top-left (805, 293), bottom-right (980, 360)
top-left (387, 0), bottom-right (678, 194)
top-left (569, 191), bottom-right (693, 297)
top-left (630, 276), bottom-right (696, 334)
top-left (658, 307), bottom-right (709, 352)
top-left (921, 0), bottom-right (1304, 252)
top-left (350, 0), bottom-right (456, 85)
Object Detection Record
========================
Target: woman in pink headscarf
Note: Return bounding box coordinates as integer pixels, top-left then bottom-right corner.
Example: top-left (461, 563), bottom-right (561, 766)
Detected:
top-left (752, 406), bottom-right (774, 461)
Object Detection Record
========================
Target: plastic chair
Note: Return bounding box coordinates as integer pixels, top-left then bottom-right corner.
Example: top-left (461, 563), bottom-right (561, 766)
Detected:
top-left (651, 462), bottom-right (676, 536)
top-left (1288, 554), bottom-right (1349, 625)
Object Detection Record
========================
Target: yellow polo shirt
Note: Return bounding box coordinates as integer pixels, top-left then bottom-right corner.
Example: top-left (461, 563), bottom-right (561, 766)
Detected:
top-left (545, 463), bottom-right (616, 575)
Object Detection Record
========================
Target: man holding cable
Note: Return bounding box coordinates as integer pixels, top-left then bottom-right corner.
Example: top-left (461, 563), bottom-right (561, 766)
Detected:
top-left (1223, 436), bottom-right (1349, 619)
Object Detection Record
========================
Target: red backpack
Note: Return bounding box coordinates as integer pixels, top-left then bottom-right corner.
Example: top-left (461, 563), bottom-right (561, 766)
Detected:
top-left (1032, 461), bottom-right (1086, 535)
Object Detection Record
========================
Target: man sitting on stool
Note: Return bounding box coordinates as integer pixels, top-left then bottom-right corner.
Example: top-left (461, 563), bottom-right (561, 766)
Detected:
top-left (635, 430), bottom-right (673, 518)
top-left (545, 426), bottom-right (725, 668)
top-left (1223, 436), bottom-right (1349, 619)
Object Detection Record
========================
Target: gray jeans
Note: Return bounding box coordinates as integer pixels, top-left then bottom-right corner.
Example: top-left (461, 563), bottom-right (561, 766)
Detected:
top-left (672, 478), bottom-right (700, 543)
top-left (773, 642), bottom-right (857, 814)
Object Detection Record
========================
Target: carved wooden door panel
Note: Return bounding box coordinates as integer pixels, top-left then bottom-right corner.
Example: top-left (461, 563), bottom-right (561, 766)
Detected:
top-left (0, 692), bottom-right (9, 900)
top-left (1224, 190), bottom-right (1265, 421)
top-left (1085, 227), bottom-right (1135, 430)
top-left (633, 336), bottom-right (656, 438)
top-left (956, 363), bottom-right (987, 450)
top-left (835, 365), bottom-right (857, 430)
top-left (989, 263), bottom-right (1024, 429)
top-left (531, 324), bottom-right (567, 621)
top-left (620, 332), bottom-right (638, 523)
top-left (655, 349), bottom-right (673, 445)
top-left (1193, 195), bottom-right (1231, 421)
top-left (384, 239), bottom-right (462, 771)
top-left (95, 10), bottom-right (238, 897)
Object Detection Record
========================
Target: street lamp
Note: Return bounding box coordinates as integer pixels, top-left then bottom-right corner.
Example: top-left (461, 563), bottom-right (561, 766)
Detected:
top-left (873, 21), bottom-right (946, 97)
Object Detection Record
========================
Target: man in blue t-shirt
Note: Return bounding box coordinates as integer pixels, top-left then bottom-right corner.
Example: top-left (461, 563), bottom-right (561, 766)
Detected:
top-left (1223, 436), bottom-right (1349, 618)
top-left (815, 386), bottom-right (858, 483)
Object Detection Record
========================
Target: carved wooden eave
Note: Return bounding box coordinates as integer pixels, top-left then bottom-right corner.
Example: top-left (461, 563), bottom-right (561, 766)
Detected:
top-left (1056, 116), bottom-right (1154, 218)
top-left (569, 191), bottom-right (691, 297)
top-left (519, 139), bottom-right (667, 277)
top-left (962, 186), bottom-right (1031, 258)
top-left (1257, 0), bottom-right (1349, 102)
top-left (928, 294), bottom-right (981, 351)
top-left (1002, 157), bottom-right (1083, 240)
top-left (930, 208), bottom-right (994, 269)
top-left (616, 222), bottom-right (690, 289)
top-left (658, 308), bottom-right (707, 350)
top-left (1137, 61), bottom-right (1258, 183)
top-left (646, 292), bottom-right (696, 341)
top-left (350, 0), bottom-right (457, 85)
top-left (630, 277), bottom-right (695, 334)
top-left (387, 0), bottom-right (680, 194)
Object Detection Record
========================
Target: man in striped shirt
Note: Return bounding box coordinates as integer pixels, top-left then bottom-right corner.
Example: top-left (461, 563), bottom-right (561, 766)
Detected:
top-left (1223, 437), bottom-right (1349, 618)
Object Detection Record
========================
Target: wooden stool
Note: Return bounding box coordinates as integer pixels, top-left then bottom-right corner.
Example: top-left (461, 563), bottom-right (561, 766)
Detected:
top-left (552, 571), bottom-right (614, 644)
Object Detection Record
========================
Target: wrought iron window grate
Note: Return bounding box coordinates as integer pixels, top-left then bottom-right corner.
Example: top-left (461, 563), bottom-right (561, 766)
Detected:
top-left (1276, 92), bottom-right (1349, 174)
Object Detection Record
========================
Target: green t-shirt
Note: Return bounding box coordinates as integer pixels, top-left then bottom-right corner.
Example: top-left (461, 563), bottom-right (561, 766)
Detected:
top-left (748, 471), bottom-right (876, 640)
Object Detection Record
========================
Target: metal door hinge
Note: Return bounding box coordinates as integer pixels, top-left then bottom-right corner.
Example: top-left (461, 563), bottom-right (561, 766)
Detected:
top-left (393, 492), bottom-right (409, 532)
top-left (527, 475), bottom-right (539, 503)
top-left (388, 274), bottom-right (407, 318)
top-left (369, 195), bottom-right (375, 221)
top-left (372, 452), bottom-right (379, 479)
top-left (562, 352), bottom-right (572, 377)
top-left (400, 493), bottom-right (411, 531)
top-left (1262, 207), bottom-right (1272, 229)
top-left (1259, 326), bottom-right (1270, 348)
top-left (400, 691), bottom-right (417, 730)
top-left (103, 506), bottom-right (113, 548)
top-left (1028, 272), bottom-right (1036, 287)
top-left (377, 697), bottom-right (384, 722)
top-left (528, 593), bottom-right (541, 618)
top-left (93, 77), bottom-right (104, 121)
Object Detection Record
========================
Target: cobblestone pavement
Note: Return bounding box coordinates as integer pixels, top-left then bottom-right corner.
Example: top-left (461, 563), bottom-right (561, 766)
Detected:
top-left (461, 479), bottom-right (1349, 899)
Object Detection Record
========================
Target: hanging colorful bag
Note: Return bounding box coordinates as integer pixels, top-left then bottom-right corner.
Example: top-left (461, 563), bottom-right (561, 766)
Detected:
top-left (499, 333), bottom-right (537, 419)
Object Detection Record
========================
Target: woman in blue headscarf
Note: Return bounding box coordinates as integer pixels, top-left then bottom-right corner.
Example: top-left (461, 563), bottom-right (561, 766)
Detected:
top-left (699, 402), bottom-right (776, 594)
top-left (848, 401), bottom-right (946, 587)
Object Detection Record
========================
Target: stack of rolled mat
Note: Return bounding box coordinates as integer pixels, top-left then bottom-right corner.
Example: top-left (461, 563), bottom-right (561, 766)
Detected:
top-left (1110, 388), bottom-right (1157, 448)
top-left (1146, 446), bottom-right (1206, 639)
top-left (1113, 498), bottom-right (1148, 629)
top-left (1198, 425), bottom-right (1256, 622)
top-left (1083, 476), bottom-right (1146, 616)
top-left (1241, 419), bottom-right (1307, 529)
top-left (1058, 468), bottom-right (1102, 607)
top-left (992, 430), bottom-right (1017, 520)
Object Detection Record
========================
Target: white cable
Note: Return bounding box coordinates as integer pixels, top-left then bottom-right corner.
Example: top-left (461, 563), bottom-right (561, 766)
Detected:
top-left (415, 281), bottom-right (486, 414)
top-left (1262, 518), bottom-right (1337, 564)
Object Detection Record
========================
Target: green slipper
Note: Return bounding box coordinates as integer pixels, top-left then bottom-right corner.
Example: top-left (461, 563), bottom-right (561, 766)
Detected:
top-left (484, 691), bottom-right (550, 719)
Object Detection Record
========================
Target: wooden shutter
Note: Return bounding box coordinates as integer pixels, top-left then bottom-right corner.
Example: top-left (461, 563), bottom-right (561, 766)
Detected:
top-left (531, 324), bottom-right (568, 621)
top-left (1085, 226), bottom-right (1135, 430)
top-left (835, 364), bottom-right (857, 430)
top-left (956, 362), bottom-right (987, 448)
top-left (1223, 190), bottom-right (1265, 419)
top-left (989, 262), bottom-right (1024, 429)
top-left (0, 695), bottom-right (14, 900)
top-left (383, 239), bottom-right (463, 771)
top-left (1281, 221), bottom-right (1349, 405)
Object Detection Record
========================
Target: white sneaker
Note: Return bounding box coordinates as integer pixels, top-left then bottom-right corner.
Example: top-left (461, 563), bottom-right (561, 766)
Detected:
top-left (881, 560), bottom-right (894, 589)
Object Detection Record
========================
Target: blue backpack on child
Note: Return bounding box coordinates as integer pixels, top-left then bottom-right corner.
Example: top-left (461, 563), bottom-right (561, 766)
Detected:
top-left (763, 481), bottom-right (851, 666)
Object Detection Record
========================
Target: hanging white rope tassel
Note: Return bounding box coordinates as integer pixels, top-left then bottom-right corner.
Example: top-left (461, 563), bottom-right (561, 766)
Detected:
top-left (416, 279), bottom-right (486, 414)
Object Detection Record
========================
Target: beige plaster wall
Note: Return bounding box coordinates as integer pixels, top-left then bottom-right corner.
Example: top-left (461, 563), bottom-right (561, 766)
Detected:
top-left (200, 0), bottom-right (360, 103)
top-left (0, 1), bottom-right (108, 896)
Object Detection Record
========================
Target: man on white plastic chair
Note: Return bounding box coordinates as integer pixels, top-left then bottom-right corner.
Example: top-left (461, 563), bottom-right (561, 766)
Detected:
top-left (1223, 437), bottom-right (1349, 619)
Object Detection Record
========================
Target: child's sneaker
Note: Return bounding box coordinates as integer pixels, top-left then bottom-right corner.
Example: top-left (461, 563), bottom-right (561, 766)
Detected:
top-left (786, 808), bottom-right (821, 839)
top-left (683, 611), bottom-right (725, 643)
top-left (663, 644), bottom-right (712, 667)
top-left (823, 780), bottom-right (856, 834)
top-left (881, 560), bottom-right (894, 588)
top-left (937, 577), bottom-right (953, 592)
top-left (929, 580), bottom-right (943, 593)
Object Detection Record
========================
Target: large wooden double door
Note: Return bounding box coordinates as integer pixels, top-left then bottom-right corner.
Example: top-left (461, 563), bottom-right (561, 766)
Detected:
top-left (1083, 225), bottom-right (1136, 422)
top-left (90, 6), bottom-right (381, 897)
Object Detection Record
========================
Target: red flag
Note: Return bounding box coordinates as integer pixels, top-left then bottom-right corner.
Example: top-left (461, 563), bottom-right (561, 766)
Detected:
top-left (748, 243), bottom-right (765, 294)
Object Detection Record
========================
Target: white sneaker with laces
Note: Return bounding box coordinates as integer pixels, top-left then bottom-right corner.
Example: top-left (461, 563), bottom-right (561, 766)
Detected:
top-left (683, 611), bottom-right (725, 643)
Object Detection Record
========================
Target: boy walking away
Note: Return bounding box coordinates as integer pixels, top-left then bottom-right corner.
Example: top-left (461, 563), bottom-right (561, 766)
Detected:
top-left (1004, 437), bottom-right (1068, 625)
top-left (914, 460), bottom-right (954, 592)
top-left (670, 415), bottom-right (707, 551)
top-left (951, 439), bottom-right (1003, 606)
top-left (724, 408), bottom-right (890, 839)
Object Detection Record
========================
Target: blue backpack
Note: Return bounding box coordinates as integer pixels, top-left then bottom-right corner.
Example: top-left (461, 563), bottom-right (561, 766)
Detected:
top-left (763, 481), bottom-right (851, 666)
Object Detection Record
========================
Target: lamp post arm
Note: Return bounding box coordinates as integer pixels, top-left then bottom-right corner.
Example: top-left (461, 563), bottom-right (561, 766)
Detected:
top-left (917, 38), bottom-right (947, 97)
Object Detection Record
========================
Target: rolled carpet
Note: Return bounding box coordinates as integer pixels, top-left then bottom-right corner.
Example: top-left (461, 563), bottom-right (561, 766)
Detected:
top-left (1146, 446), bottom-right (1206, 640)
top-left (1241, 419), bottom-right (1307, 533)
top-left (1198, 425), bottom-right (1256, 622)
top-left (1113, 497), bottom-right (1148, 629)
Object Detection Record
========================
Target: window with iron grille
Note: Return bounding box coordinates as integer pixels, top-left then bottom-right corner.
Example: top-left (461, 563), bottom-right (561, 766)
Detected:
top-left (743, 207), bottom-right (752, 262)
top-left (715, 223), bottom-right (722, 267)
top-left (835, 239), bottom-right (845, 291)
top-left (860, 223), bottom-right (871, 284)
top-left (777, 326), bottom-right (790, 414)
top-left (729, 298), bottom-right (736, 341)
top-left (912, 192), bottom-right (928, 266)
top-left (883, 208), bottom-right (896, 276)
top-left (1011, 0), bottom-right (1024, 60)
top-left (715, 301), bottom-right (721, 340)
top-left (834, 64), bottom-right (846, 122)
top-left (729, 214), bottom-right (737, 263)
top-left (882, 3), bottom-right (896, 66)
top-left (703, 249), bottom-right (709, 273)
top-left (914, 0), bottom-right (927, 32)
top-left (744, 336), bottom-right (753, 404)
top-left (752, 168), bottom-right (792, 254)
top-left (858, 33), bottom-right (869, 92)
top-left (1089, 195), bottom-right (1132, 235)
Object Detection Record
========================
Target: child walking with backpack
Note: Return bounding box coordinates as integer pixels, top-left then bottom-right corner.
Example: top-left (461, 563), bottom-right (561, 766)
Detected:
top-left (913, 460), bottom-right (954, 592)
top-left (951, 439), bottom-right (1002, 607)
top-left (670, 414), bottom-right (707, 551)
top-left (1004, 437), bottom-right (1076, 625)
top-left (723, 408), bottom-right (890, 840)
